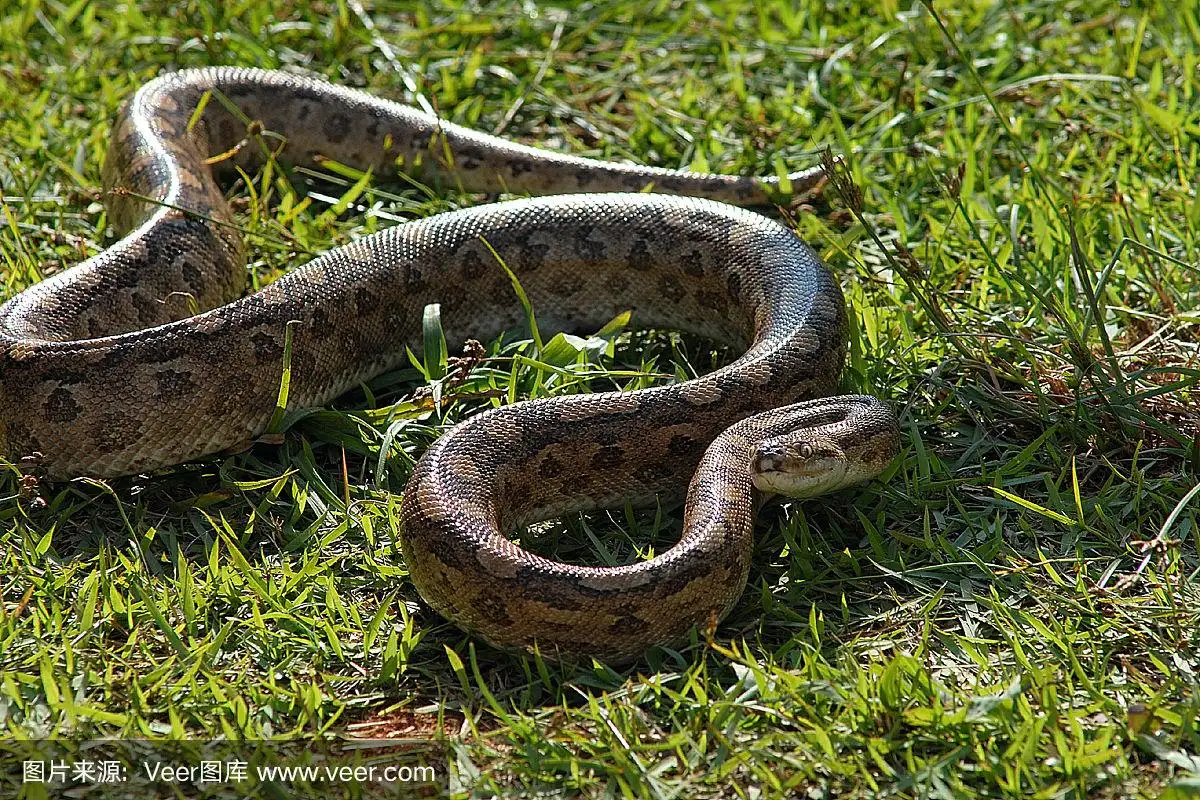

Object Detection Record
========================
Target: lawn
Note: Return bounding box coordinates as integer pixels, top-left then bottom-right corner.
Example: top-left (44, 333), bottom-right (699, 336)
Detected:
top-left (1, 0), bottom-right (1198, 797)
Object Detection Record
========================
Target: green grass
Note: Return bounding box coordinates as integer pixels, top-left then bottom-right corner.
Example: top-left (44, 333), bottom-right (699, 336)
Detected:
top-left (1, 0), bottom-right (1198, 797)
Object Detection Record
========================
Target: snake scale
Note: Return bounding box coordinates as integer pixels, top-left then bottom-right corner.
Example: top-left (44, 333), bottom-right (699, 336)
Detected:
top-left (1, 67), bottom-right (900, 660)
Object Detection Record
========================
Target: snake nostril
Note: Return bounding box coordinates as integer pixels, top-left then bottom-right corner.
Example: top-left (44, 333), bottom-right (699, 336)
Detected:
top-left (752, 444), bottom-right (788, 474)
top-left (749, 455), bottom-right (770, 474)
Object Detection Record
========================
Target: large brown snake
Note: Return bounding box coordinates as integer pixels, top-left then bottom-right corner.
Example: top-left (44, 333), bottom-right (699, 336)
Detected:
top-left (1, 68), bottom-right (900, 660)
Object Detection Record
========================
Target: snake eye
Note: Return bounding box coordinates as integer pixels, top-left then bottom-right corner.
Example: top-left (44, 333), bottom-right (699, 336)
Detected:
top-left (797, 443), bottom-right (814, 458)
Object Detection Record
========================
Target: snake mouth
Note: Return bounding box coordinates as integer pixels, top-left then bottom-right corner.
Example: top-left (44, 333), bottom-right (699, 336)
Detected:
top-left (759, 465), bottom-right (823, 478)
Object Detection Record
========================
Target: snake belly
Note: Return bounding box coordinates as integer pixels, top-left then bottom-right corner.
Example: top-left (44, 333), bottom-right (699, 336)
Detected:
top-left (0, 67), bottom-right (855, 659)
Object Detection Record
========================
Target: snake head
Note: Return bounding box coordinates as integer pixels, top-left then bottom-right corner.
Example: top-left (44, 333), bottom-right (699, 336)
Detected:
top-left (752, 437), bottom-right (851, 497)
top-left (748, 396), bottom-right (900, 498)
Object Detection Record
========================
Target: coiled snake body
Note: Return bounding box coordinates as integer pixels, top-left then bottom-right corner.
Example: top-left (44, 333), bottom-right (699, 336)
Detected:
top-left (1, 68), bottom-right (899, 660)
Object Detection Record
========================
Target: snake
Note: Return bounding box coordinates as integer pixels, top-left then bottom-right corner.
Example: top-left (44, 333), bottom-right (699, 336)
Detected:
top-left (0, 67), bottom-right (900, 661)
